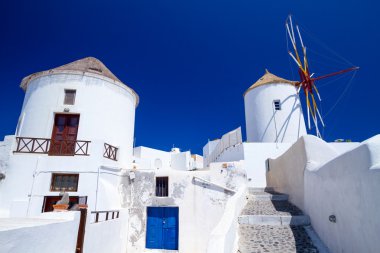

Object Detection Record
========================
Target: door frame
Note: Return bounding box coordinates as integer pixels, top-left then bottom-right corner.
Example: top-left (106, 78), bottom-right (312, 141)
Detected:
top-left (49, 113), bottom-right (80, 156)
top-left (146, 206), bottom-right (179, 250)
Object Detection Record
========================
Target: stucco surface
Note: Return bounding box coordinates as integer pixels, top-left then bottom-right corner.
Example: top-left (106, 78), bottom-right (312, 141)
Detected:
top-left (120, 162), bottom-right (246, 253)
top-left (0, 212), bottom-right (80, 253)
top-left (267, 134), bottom-right (380, 253)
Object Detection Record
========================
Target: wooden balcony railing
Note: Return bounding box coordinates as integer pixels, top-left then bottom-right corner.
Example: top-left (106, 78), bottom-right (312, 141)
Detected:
top-left (103, 143), bottom-right (118, 161)
top-left (91, 210), bottom-right (120, 223)
top-left (14, 137), bottom-right (90, 156)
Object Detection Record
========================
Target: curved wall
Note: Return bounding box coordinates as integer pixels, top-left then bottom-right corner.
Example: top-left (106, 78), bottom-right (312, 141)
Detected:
top-left (18, 73), bottom-right (137, 166)
top-left (244, 83), bottom-right (306, 143)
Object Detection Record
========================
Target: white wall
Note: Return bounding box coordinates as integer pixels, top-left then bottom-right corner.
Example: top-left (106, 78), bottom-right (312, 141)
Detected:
top-left (206, 186), bottom-right (248, 253)
top-left (0, 70), bottom-right (137, 218)
top-left (213, 143), bottom-right (244, 164)
top-left (267, 135), bottom-right (380, 253)
top-left (0, 135), bottom-right (13, 177)
top-left (243, 142), bottom-right (291, 188)
top-left (329, 142), bottom-right (360, 154)
top-left (19, 73), bottom-right (137, 167)
top-left (134, 146), bottom-right (171, 170)
top-left (203, 139), bottom-right (220, 157)
top-left (171, 151), bottom-right (191, 171)
top-left (84, 209), bottom-right (129, 253)
top-left (266, 136), bottom-right (337, 209)
top-left (0, 138), bottom-right (124, 218)
top-left (244, 83), bottom-right (306, 143)
top-left (120, 163), bottom-right (247, 253)
top-left (0, 211), bottom-right (80, 253)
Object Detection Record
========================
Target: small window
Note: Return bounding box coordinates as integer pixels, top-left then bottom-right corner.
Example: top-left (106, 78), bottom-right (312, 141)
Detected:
top-left (64, 89), bottom-right (76, 105)
top-left (155, 177), bottom-right (169, 197)
top-left (50, 173), bottom-right (79, 192)
top-left (274, 100), bottom-right (281, 110)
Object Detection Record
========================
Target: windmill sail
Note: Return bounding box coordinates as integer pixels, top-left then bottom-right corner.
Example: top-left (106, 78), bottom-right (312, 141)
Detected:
top-left (285, 15), bottom-right (359, 138)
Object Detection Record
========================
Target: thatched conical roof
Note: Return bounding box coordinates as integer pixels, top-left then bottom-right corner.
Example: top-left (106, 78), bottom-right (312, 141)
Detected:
top-left (244, 69), bottom-right (296, 96)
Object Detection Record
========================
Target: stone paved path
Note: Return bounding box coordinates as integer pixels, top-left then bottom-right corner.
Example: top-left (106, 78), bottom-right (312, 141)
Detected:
top-left (238, 189), bottom-right (320, 253)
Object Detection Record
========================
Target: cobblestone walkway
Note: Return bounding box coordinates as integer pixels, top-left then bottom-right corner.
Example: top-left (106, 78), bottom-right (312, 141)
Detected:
top-left (241, 200), bottom-right (303, 216)
top-left (238, 190), bottom-right (319, 253)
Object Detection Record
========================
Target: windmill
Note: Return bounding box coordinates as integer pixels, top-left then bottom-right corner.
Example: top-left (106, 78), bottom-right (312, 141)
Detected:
top-left (285, 15), bottom-right (359, 138)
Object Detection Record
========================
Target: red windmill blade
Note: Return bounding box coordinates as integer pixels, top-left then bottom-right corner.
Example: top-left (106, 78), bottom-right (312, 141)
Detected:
top-left (286, 15), bottom-right (359, 138)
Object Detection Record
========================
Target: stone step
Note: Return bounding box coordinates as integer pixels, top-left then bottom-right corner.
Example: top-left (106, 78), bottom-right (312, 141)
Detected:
top-left (238, 214), bottom-right (310, 226)
top-left (238, 224), bottom-right (319, 253)
top-left (241, 200), bottom-right (303, 216)
top-left (248, 187), bottom-right (275, 193)
top-left (247, 192), bottom-right (288, 201)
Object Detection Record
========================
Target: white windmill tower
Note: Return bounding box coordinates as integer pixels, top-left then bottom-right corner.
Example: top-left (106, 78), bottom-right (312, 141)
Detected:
top-left (244, 69), bottom-right (307, 143)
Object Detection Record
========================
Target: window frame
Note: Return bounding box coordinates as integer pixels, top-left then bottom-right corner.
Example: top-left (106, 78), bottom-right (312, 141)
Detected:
top-left (273, 99), bottom-right (281, 111)
top-left (50, 173), bottom-right (79, 192)
top-left (64, 89), bottom-right (76, 105)
top-left (155, 177), bottom-right (169, 197)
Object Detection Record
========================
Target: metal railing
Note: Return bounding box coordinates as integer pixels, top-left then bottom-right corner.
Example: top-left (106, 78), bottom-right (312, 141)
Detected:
top-left (14, 137), bottom-right (90, 156)
top-left (91, 210), bottom-right (120, 223)
top-left (103, 143), bottom-right (118, 161)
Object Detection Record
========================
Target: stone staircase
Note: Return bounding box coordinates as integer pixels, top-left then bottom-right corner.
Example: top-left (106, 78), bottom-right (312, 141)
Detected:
top-left (237, 188), bottom-right (324, 253)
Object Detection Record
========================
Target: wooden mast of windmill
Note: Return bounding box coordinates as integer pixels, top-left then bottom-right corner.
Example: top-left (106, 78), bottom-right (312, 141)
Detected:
top-left (286, 15), bottom-right (359, 138)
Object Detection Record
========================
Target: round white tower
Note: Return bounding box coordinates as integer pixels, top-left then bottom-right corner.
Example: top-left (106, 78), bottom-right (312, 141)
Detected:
top-left (244, 69), bottom-right (307, 143)
top-left (19, 57), bottom-right (139, 166)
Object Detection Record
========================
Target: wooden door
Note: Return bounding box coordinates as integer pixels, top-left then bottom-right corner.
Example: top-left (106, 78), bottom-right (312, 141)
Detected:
top-left (146, 207), bottom-right (179, 250)
top-left (49, 114), bottom-right (80, 155)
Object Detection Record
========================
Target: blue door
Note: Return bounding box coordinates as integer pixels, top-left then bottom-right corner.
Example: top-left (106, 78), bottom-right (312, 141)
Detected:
top-left (146, 207), bottom-right (179, 250)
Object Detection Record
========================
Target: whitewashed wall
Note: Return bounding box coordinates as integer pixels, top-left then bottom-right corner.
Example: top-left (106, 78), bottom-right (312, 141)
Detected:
top-left (243, 142), bottom-right (291, 187)
top-left (0, 71), bottom-right (137, 218)
top-left (171, 151), bottom-right (191, 171)
top-left (84, 209), bottom-right (129, 253)
top-left (267, 135), bottom-right (380, 253)
top-left (0, 138), bottom-right (124, 218)
top-left (206, 186), bottom-right (248, 253)
top-left (120, 163), bottom-right (247, 253)
top-left (134, 146), bottom-right (171, 170)
top-left (244, 83), bottom-right (306, 143)
top-left (20, 73), bottom-right (137, 166)
top-left (0, 212), bottom-right (80, 253)
top-left (0, 135), bottom-right (13, 179)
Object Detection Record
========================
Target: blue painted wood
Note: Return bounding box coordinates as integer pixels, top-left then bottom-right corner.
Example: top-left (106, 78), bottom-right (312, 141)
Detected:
top-left (146, 207), bottom-right (164, 249)
top-left (146, 207), bottom-right (179, 250)
top-left (163, 207), bottom-right (179, 250)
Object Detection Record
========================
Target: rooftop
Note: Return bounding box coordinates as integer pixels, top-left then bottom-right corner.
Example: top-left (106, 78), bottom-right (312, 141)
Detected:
top-left (243, 69), bottom-right (296, 96)
top-left (20, 57), bottom-right (139, 106)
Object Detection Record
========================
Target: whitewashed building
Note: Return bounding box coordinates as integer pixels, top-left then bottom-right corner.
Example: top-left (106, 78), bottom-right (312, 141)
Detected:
top-left (0, 58), bottom-right (379, 253)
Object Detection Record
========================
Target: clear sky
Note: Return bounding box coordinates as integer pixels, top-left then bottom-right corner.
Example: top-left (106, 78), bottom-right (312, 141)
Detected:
top-left (0, 0), bottom-right (379, 154)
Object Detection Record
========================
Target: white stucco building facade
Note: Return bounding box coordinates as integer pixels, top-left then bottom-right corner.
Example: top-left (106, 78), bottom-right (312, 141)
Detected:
top-left (0, 57), bottom-right (378, 253)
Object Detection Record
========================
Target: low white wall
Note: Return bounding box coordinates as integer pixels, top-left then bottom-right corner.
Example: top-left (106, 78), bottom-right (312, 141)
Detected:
top-left (243, 142), bottom-right (291, 188)
top-left (0, 211), bottom-right (80, 253)
top-left (304, 136), bottom-right (380, 253)
top-left (206, 186), bottom-right (248, 253)
top-left (84, 209), bottom-right (129, 253)
top-left (214, 143), bottom-right (244, 164)
top-left (267, 134), bottom-right (380, 253)
top-left (267, 136), bottom-right (337, 209)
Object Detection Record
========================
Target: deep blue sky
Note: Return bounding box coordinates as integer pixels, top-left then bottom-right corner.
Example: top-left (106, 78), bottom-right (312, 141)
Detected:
top-left (0, 0), bottom-right (379, 154)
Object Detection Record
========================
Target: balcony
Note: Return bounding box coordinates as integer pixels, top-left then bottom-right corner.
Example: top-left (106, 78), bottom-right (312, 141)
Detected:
top-left (14, 137), bottom-right (120, 160)
top-left (103, 143), bottom-right (118, 161)
top-left (14, 137), bottom-right (90, 156)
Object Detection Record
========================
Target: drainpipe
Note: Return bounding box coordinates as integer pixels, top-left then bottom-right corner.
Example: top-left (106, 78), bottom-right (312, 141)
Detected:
top-left (94, 166), bottom-right (100, 211)
top-left (27, 156), bottom-right (41, 217)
